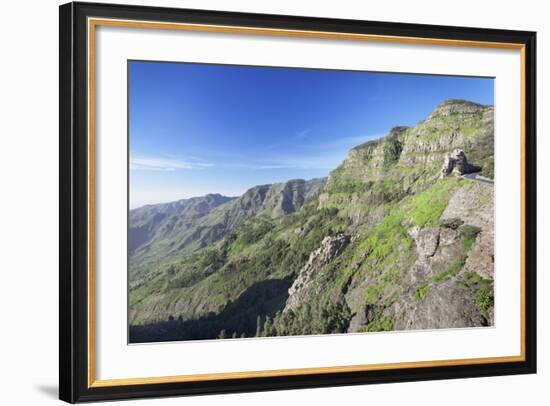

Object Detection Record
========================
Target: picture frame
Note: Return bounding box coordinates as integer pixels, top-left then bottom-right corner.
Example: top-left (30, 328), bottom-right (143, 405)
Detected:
top-left (59, 1), bottom-right (537, 403)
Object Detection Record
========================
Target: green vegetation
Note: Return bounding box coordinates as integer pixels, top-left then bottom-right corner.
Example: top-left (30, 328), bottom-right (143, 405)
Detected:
top-left (459, 224), bottom-right (482, 250)
top-left (431, 257), bottom-right (466, 282)
top-left (358, 314), bottom-right (394, 332)
top-left (383, 133), bottom-right (404, 165)
top-left (362, 212), bottom-right (410, 263)
top-left (267, 296), bottom-right (352, 337)
top-left (232, 217), bottom-right (274, 246)
top-left (439, 217), bottom-right (464, 230)
top-left (430, 224), bottom-right (480, 283)
top-left (459, 272), bottom-right (494, 319)
top-left (404, 179), bottom-right (463, 227)
top-left (363, 264), bottom-right (403, 304)
top-left (324, 179), bottom-right (374, 195)
top-left (415, 284), bottom-right (431, 301)
top-left (480, 157), bottom-right (494, 179)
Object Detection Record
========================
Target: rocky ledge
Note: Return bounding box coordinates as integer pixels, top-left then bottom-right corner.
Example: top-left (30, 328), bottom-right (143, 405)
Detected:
top-left (428, 99), bottom-right (487, 119)
top-left (284, 234), bottom-right (350, 312)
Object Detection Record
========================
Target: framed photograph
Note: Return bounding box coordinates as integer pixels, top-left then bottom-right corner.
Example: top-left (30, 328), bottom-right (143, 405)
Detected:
top-left (59, 2), bottom-right (536, 403)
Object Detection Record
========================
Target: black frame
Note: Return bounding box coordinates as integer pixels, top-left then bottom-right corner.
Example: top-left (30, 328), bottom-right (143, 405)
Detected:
top-left (60, 1), bottom-right (537, 403)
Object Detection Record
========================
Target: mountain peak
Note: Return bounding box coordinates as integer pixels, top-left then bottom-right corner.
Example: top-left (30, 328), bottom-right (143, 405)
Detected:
top-left (428, 99), bottom-right (488, 119)
top-left (389, 125), bottom-right (410, 135)
top-left (203, 192), bottom-right (234, 201)
top-left (238, 177), bottom-right (326, 218)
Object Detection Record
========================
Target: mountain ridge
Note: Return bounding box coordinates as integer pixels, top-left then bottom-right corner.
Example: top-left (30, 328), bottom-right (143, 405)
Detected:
top-left (129, 177), bottom-right (326, 280)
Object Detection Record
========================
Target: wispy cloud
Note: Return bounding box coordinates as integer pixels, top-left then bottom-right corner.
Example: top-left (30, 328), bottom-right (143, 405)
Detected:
top-left (297, 133), bottom-right (385, 151)
top-left (212, 133), bottom-right (386, 172)
top-left (194, 162), bottom-right (215, 168)
top-left (260, 157), bottom-right (336, 170)
top-left (130, 132), bottom-right (384, 174)
top-left (130, 156), bottom-right (212, 171)
top-left (229, 155), bottom-right (342, 171)
top-left (296, 128), bottom-right (312, 138)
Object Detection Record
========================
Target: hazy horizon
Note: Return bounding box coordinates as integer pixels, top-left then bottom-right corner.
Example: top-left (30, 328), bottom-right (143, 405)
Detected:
top-left (130, 175), bottom-right (333, 210)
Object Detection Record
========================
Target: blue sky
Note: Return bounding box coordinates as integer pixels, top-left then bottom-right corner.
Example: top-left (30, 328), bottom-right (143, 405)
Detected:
top-left (129, 61), bottom-right (493, 209)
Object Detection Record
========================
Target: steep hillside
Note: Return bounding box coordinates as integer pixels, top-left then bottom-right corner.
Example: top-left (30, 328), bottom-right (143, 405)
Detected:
top-left (129, 178), bottom-right (326, 282)
top-left (129, 193), bottom-right (234, 255)
top-left (129, 99), bottom-right (495, 342)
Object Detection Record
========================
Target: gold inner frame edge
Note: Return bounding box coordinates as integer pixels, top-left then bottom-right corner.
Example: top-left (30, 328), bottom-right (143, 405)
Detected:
top-left (87, 17), bottom-right (527, 388)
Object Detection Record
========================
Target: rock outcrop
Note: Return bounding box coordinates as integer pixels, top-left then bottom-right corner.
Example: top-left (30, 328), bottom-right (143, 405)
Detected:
top-left (409, 226), bottom-right (440, 258)
top-left (439, 149), bottom-right (479, 178)
top-left (427, 99), bottom-right (487, 119)
top-left (393, 280), bottom-right (487, 330)
top-left (284, 234), bottom-right (350, 312)
top-left (389, 180), bottom-right (495, 330)
top-left (441, 181), bottom-right (495, 281)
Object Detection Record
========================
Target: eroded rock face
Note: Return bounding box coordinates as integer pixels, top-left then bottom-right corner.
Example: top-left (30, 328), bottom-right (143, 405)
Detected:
top-left (462, 230), bottom-right (494, 280)
top-left (284, 234), bottom-right (350, 312)
top-left (439, 227), bottom-right (460, 246)
top-left (348, 304), bottom-right (380, 332)
top-left (388, 182), bottom-right (495, 331)
top-left (440, 149), bottom-right (479, 178)
top-left (440, 182), bottom-right (494, 231)
top-left (404, 226), bottom-right (462, 285)
top-left (393, 280), bottom-right (487, 330)
top-left (409, 226), bottom-right (440, 258)
top-left (441, 180), bottom-right (494, 280)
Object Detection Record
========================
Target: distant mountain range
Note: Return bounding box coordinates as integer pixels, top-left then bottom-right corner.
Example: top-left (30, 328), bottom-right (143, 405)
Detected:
top-left (129, 178), bottom-right (326, 281)
top-left (129, 99), bottom-right (495, 343)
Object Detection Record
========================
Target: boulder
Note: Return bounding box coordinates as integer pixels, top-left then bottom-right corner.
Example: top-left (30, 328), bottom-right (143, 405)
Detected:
top-left (408, 226), bottom-right (440, 258)
top-left (439, 149), bottom-right (480, 178)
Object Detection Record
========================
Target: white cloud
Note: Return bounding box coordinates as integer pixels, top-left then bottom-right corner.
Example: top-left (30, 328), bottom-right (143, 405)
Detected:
top-left (296, 128), bottom-right (312, 138)
top-left (129, 184), bottom-right (244, 209)
top-left (232, 155), bottom-right (340, 171)
top-left (247, 133), bottom-right (386, 171)
top-left (129, 132), bottom-right (385, 174)
top-left (194, 162), bottom-right (215, 168)
top-left (130, 156), bottom-right (212, 171)
top-left (298, 133), bottom-right (386, 151)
